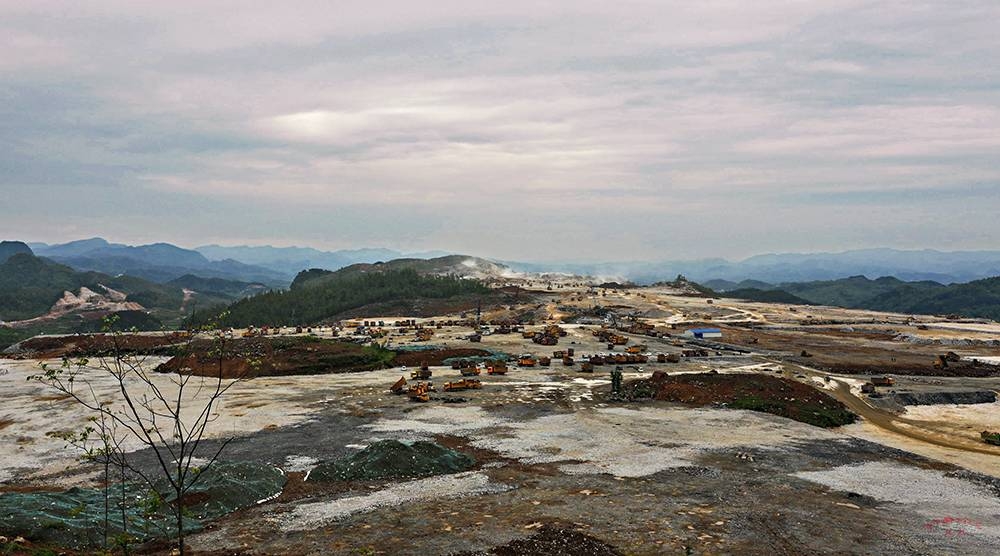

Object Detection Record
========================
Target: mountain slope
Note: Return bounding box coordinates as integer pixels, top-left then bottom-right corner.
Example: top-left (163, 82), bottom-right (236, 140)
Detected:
top-left (0, 253), bottom-right (183, 322)
top-left (0, 241), bottom-right (33, 263)
top-left (292, 255), bottom-right (512, 290)
top-left (195, 245), bottom-right (454, 277)
top-left (721, 274), bottom-right (1000, 321)
top-left (187, 266), bottom-right (491, 328)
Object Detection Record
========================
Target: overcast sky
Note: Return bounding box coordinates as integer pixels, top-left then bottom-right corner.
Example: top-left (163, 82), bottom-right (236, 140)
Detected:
top-left (2, 1), bottom-right (999, 261)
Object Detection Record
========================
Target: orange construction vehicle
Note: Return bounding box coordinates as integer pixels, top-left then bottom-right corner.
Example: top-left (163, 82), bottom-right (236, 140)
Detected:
top-left (443, 379), bottom-right (483, 392)
top-left (518, 355), bottom-right (537, 367)
top-left (407, 382), bottom-right (434, 402)
top-left (487, 362), bottom-right (508, 375)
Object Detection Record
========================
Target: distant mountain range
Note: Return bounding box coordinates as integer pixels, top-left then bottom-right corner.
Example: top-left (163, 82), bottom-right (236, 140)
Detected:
top-left (29, 238), bottom-right (289, 286)
top-left (713, 275), bottom-right (1000, 321)
top-left (194, 245), bottom-right (452, 278)
top-left (19, 238), bottom-right (1000, 292)
top-left (27, 239), bottom-right (454, 287)
top-left (507, 248), bottom-right (1000, 285)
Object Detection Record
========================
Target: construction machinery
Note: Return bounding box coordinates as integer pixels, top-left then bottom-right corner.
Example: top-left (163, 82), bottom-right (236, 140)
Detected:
top-left (390, 376), bottom-right (407, 394)
top-left (562, 356), bottom-right (575, 366)
top-left (487, 362), bottom-right (508, 375)
top-left (580, 362), bottom-right (594, 373)
top-left (411, 365), bottom-right (432, 380)
top-left (407, 382), bottom-right (435, 402)
top-left (460, 364), bottom-right (482, 377)
top-left (538, 356), bottom-right (552, 367)
top-left (443, 379), bottom-right (483, 392)
top-left (518, 355), bottom-right (537, 367)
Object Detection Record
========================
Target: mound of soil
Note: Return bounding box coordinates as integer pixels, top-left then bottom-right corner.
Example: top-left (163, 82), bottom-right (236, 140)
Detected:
top-left (457, 525), bottom-right (622, 556)
top-left (4, 332), bottom-right (190, 359)
top-left (392, 348), bottom-right (493, 367)
top-left (156, 337), bottom-right (392, 378)
top-left (631, 372), bottom-right (857, 428)
top-left (307, 440), bottom-right (475, 482)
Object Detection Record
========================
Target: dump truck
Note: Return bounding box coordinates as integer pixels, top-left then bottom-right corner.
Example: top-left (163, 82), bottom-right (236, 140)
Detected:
top-left (443, 379), bottom-right (483, 392)
top-left (538, 356), bottom-right (552, 367)
top-left (411, 367), bottom-right (432, 380)
top-left (461, 366), bottom-right (482, 377)
top-left (871, 376), bottom-right (894, 387)
top-left (626, 345), bottom-right (646, 354)
top-left (390, 376), bottom-right (407, 394)
top-left (657, 353), bottom-right (666, 363)
top-left (562, 356), bottom-right (575, 366)
top-left (518, 355), bottom-right (537, 367)
top-left (487, 362), bottom-right (508, 375)
top-left (580, 362), bottom-right (594, 373)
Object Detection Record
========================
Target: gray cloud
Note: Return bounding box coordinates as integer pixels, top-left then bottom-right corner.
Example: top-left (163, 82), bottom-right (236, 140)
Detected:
top-left (1, 1), bottom-right (998, 261)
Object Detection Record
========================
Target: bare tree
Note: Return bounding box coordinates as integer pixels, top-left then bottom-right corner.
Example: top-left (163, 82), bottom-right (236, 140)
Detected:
top-left (31, 318), bottom-right (250, 555)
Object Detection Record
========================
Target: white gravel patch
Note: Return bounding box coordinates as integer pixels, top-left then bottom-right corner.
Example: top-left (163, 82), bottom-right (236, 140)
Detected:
top-left (366, 405), bottom-right (839, 478)
top-left (795, 461), bottom-right (1000, 536)
top-left (364, 405), bottom-right (507, 438)
top-left (281, 471), bottom-right (510, 531)
top-left (282, 455), bottom-right (319, 473)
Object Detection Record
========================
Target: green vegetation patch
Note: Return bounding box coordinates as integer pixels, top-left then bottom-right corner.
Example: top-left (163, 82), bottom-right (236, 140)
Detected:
top-left (308, 440), bottom-right (475, 482)
top-left (0, 461), bottom-right (285, 550)
top-left (186, 268), bottom-right (490, 328)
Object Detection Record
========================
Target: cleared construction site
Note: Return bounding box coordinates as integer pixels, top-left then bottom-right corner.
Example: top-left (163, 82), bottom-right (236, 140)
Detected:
top-left (3, 278), bottom-right (1000, 555)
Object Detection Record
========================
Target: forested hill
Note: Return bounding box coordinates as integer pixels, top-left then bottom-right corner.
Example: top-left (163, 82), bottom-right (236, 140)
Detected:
top-left (718, 275), bottom-right (1000, 321)
top-left (186, 268), bottom-right (490, 328)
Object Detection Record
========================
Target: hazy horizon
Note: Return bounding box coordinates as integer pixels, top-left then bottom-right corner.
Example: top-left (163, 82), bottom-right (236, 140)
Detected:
top-left (3, 1), bottom-right (998, 260)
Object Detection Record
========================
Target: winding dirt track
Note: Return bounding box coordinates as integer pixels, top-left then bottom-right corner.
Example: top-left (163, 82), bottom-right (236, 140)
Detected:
top-left (790, 363), bottom-right (1000, 457)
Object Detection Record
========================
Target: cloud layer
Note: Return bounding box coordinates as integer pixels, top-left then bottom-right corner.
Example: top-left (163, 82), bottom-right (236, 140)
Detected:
top-left (2, 1), bottom-right (998, 260)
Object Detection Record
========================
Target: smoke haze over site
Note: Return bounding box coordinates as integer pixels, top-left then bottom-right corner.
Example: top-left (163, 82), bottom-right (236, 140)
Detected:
top-left (2, 1), bottom-right (999, 261)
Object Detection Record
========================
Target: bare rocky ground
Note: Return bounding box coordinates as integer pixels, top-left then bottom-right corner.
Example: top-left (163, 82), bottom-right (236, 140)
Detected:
top-left (3, 286), bottom-right (1000, 555)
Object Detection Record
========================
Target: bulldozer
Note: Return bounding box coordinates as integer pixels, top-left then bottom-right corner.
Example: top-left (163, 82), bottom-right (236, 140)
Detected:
top-left (407, 382), bottom-right (434, 402)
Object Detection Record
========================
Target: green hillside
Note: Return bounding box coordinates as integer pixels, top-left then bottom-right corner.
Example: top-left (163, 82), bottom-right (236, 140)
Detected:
top-left (0, 253), bottom-right (184, 321)
top-left (724, 288), bottom-right (814, 305)
top-left (187, 268), bottom-right (490, 328)
top-left (720, 274), bottom-right (1000, 320)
